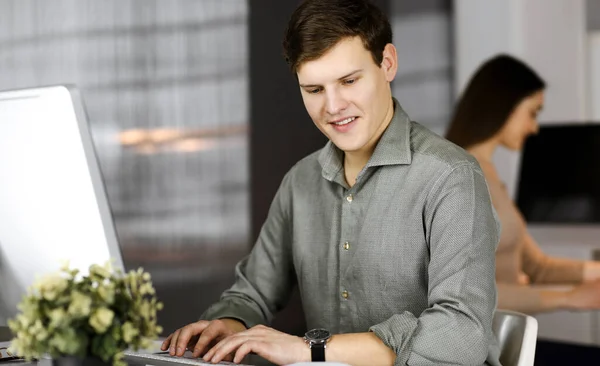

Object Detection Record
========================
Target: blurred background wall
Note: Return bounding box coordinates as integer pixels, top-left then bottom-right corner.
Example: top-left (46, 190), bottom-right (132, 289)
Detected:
top-left (391, 0), bottom-right (453, 136)
top-left (0, 0), bottom-right (250, 333)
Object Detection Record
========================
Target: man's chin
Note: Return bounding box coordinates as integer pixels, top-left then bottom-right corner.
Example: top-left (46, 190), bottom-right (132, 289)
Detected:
top-left (331, 141), bottom-right (364, 154)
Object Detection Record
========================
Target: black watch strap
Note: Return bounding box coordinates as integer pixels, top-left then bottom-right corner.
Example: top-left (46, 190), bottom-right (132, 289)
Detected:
top-left (311, 342), bottom-right (326, 362)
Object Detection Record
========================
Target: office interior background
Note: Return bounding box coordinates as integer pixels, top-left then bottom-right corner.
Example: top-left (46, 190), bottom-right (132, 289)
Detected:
top-left (1, 0), bottom-right (600, 364)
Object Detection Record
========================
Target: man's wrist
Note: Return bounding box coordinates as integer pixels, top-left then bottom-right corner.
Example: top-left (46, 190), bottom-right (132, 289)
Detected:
top-left (324, 334), bottom-right (334, 361)
top-left (304, 328), bottom-right (332, 361)
top-left (219, 318), bottom-right (247, 332)
top-left (301, 336), bottom-right (312, 363)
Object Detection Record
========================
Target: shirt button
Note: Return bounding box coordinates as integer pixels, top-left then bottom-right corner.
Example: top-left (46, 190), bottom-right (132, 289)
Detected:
top-left (341, 290), bottom-right (349, 299)
top-left (346, 194), bottom-right (353, 203)
top-left (343, 241), bottom-right (350, 250)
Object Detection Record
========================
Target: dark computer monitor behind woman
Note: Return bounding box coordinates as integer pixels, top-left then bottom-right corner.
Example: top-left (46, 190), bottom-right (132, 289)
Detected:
top-left (0, 85), bottom-right (125, 328)
top-left (516, 123), bottom-right (600, 224)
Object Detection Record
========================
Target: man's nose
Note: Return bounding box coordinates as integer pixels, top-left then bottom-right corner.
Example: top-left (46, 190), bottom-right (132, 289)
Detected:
top-left (325, 89), bottom-right (347, 116)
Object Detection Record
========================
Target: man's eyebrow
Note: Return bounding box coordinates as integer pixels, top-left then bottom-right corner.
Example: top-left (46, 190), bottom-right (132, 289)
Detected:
top-left (299, 69), bottom-right (363, 88)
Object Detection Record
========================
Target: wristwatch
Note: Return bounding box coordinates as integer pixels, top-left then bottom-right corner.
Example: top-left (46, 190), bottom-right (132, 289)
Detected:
top-left (304, 328), bottom-right (332, 362)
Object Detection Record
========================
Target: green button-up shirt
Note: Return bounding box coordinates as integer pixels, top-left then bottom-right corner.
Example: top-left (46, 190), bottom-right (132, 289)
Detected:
top-left (203, 99), bottom-right (501, 365)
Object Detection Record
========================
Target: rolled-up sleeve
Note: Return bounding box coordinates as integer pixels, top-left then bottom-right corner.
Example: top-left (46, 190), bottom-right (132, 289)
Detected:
top-left (201, 172), bottom-right (296, 328)
top-left (370, 163), bottom-right (500, 365)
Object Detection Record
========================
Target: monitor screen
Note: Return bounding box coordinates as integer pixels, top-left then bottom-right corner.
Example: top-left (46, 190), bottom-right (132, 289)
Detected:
top-left (516, 123), bottom-right (600, 224)
top-left (0, 86), bottom-right (124, 327)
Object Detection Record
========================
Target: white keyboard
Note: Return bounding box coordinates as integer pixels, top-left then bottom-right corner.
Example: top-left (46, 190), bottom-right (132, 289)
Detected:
top-left (123, 350), bottom-right (254, 366)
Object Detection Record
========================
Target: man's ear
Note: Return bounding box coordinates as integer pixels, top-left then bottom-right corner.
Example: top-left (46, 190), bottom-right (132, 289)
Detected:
top-left (380, 43), bottom-right (398, 82)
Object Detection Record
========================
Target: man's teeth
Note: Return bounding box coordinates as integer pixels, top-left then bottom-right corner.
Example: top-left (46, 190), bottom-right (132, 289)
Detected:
top-left (334, 117), bottom-right (356, 125)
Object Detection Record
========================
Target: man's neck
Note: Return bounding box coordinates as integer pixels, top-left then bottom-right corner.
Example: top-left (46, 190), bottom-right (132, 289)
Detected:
top-left (344, 150), bottom-right (372, 187)
top-left (343, 98), bottom-right (396, 187)
top-left (345, 150), bottom-right (372, 173)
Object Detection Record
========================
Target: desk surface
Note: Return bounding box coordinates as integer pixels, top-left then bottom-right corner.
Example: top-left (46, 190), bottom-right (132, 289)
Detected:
top-left (0, 355), bottom-right (273, 366)
top-left (528, 225), bottom-right (600, 248)
top-left (0, 337), bottom-right (273, 366)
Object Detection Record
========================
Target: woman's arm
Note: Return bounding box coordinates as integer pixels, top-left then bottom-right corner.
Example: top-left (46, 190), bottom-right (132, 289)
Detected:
top-left (497, 283), bottom-right (570, 314)
top-left (498, 281), bottom-right (600, 314)
top-left (521, 232), bottom-right (584, 284)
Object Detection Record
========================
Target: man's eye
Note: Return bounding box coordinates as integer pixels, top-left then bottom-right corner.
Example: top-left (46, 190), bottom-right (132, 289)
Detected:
top-left (308, 88), bottom-right (322, 94)
top-left (343, 79), bottom-right (356, 85)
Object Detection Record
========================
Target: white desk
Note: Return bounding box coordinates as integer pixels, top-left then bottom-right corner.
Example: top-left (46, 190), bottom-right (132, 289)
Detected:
top-left (528, 225), bottom-right (600, 345)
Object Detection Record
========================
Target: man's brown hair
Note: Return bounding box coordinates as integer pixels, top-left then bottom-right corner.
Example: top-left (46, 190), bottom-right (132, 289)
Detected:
top-left (282, 0), bottom-right (392, 73)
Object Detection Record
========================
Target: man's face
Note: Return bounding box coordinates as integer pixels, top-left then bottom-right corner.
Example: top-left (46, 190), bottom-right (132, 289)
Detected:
top-left (296, 36), bottom-right (397, 154)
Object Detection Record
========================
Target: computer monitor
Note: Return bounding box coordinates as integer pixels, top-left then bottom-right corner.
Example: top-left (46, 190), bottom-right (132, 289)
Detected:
top-left (0, 85), bottom-right (125, 327)
top-left (516, 123), bottom-right (600, 224)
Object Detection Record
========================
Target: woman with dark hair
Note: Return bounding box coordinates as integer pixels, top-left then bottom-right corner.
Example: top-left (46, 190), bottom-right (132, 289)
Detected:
top-left (447, 54), bottom-right (600, 314)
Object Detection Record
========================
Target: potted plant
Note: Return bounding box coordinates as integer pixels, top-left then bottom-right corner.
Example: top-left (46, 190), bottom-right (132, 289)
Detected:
top-left (7, 262), bottom-right (163, 366)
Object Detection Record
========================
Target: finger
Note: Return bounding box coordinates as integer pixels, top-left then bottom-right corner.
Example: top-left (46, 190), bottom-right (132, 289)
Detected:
top-left (185, 334), bottom-right (200, 351)
top-left (201, 340), bottom-right (219, 361)
top-left (207, 334), bottom-right (250, 363)
top-left (202, 334), bottom-right (236, 362)
top-left (168, 329), bottom-right (181, 355)
top-left (175, 322), bottom-right (209, 357)
top-left (233, 342), bottom-right (257, 364)
top-left (204, 329), bottom-right (256, 360)
top-left (206, 325), bottom-right (267, 360)
top-left (161, 333), bottom-right (173, 351)
top-left (192, 321), bottom-right (229, 358)
top-left (192, 337), bottom-right (218, 359)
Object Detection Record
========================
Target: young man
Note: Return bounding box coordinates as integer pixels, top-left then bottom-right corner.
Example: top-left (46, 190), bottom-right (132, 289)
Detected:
top-left (162, 0), bottom-right (501, 364)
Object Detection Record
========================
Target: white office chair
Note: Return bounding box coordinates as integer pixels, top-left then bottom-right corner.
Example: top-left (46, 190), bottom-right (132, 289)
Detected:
top-left (493, 309), bottom-right (538, 366)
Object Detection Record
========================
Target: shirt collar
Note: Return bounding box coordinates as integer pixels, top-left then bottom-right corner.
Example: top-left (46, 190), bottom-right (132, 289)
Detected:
top-left (318, 97), bottom-right (412, 181)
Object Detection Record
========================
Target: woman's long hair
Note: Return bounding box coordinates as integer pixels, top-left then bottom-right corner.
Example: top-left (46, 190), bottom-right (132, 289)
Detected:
top-left (445, 54), bottom-right (546, 149)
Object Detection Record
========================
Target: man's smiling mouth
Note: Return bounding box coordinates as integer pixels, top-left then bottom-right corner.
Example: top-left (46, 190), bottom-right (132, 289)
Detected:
top-left (330, 116), bottom-right (357, 125)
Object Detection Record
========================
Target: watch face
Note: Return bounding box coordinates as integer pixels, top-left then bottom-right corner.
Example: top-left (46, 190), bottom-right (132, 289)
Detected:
top-left (305, 328), bottom-right (331, 342)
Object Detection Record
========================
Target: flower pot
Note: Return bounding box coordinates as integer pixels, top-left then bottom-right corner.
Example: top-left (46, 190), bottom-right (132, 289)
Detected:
top-left (52, 356), bottom-right (111, 366)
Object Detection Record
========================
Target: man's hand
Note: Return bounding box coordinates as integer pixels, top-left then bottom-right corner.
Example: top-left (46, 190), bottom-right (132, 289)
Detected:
top-left (160, 318), bottom-right (247, 359)
top-left (202, 325), bottom-right (310, 365)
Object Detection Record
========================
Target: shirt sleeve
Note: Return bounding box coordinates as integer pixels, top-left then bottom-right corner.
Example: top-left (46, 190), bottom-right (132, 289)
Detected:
top-left (369, 163), bottom-right (501, 365)
top-left (521, 232), bottom-right (584, 284)
top-left (200, 172), bottom-right (296, 328)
